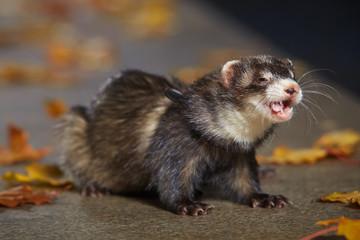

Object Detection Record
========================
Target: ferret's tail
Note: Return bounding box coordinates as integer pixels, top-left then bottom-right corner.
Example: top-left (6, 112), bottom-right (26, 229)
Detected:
top-left (55, 106), bottom-right (91, 188)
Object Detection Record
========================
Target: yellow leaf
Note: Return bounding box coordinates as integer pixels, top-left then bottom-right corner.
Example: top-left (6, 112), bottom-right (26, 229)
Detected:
top-left (318, 190), bottom-right (360, 205)
top-left (314, 129), bottom-right (360, 155)
top-left (317, 217), bottom-right (360, 240)
top-left (257, 146), bottom-right (327, 165)
top-left (2, 162), bottom-right (71, 187)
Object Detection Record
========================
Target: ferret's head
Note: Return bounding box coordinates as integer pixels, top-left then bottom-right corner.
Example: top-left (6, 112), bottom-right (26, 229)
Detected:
top-left (166, 55), bottom-right (303, 148)
top-left (221, 55), bottom-right (302, 123)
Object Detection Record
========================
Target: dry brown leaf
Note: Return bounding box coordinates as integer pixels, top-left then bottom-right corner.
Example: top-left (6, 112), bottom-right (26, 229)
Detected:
top-left (2, 162), bottom-right (72, 187)
top-left (314, 129), bottom-right (360, 156)
top-left (0, 184), bottom-right (61, 207)
top-left (44, 98), bottom-right (67, 119)
top-left (257, 146), bottom-right (327, 165)
top-left (0, 123), bottom-right (51, 165)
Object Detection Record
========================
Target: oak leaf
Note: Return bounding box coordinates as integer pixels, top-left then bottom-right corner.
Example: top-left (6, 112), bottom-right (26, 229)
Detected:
top-left (2, 162), bottom-right (72, 187)
top-left (0, 184), bottom-right (61, 207)
top-left (0, 123), bottom-right (51, 165)
top-left (44, 98), bottom-right (67, 119)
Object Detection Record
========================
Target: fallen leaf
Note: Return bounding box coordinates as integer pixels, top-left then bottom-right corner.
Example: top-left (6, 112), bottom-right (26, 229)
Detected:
top-left (2, 162), bottom-right (72, 187)
top-left (317, 217), bottom-right (360, 240)
top-left (257, 129), bottom-right (360, 165)
top-left (90, 0), bottom-right (177, 39)
top-left (300, 217), bottom-right (360, 240)
top-left (0, 184), bottom-right (61, 207)
top-left (314, 129), bottom-right (360, 156)
top-left (257, 146), bottom-right (327, 165)
top-left (0, 123), bottom-right (51, 165)
top-left (0, 61), bottom-right (78, 86)
top-left (317, 191), bottom-right (360, 207)
top-left (44, 98), bottom-right (67, 119)
top-left (46, 36), bottom-right (115, 71)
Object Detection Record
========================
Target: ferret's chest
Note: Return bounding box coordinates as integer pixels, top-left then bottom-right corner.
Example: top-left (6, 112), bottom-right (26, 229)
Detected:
top-left (216, 108), bottom-right (272, 148)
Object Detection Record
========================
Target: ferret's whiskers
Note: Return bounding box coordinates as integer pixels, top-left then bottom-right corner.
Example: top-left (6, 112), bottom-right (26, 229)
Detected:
top-left (300, 82), bottom-right (340, 95)
top-left (301, 97), bottom-right (326, 116)
top-left (298, 101), bottom-right (318, 125)
top-left (297, 69), bottom-right (337, 83)
top-left (302, 90), bottom-right (337, 103)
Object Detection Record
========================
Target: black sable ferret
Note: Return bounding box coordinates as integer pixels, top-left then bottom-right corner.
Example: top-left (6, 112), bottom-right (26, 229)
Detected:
top-left (56, 55), bottom-right (303, 216)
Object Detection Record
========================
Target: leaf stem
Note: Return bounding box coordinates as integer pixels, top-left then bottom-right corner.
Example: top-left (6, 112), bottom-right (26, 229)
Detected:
top-left (298, 225), bottom-right (338, 240)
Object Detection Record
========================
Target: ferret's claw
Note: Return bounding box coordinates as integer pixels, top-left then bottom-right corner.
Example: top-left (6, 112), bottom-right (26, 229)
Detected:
top-left (251, 193), bottom-right (289, 209)
top-left (81, 183), bottom-right (110, 197)
top-left (176, 201), bottom-right (214, 216)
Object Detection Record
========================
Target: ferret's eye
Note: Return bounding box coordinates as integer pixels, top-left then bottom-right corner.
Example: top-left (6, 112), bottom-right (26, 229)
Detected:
top-left (257, 77), bottom-right (268, 82)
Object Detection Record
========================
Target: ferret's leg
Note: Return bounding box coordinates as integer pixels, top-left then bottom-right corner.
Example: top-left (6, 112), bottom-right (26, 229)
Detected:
top-left (156, 159), bottom-right (214, 216)
top-left (215, 153), bottom-right (289, 208)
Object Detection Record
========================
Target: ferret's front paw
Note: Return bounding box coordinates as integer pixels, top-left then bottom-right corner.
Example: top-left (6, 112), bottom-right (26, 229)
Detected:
top-left (176, 201), bottom-right (214, 216)
top-left (250, 193), bottom-right (289, 208)
top-left (81, 183), bottom-right (110, 197)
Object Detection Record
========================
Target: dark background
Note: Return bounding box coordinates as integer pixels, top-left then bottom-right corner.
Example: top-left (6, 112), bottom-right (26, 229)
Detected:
top-left (207, 0), bottom-right (360, 97)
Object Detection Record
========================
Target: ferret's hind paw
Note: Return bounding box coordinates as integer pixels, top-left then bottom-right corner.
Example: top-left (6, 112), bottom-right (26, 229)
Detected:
top-left (251, 193), bottom-right (289, 208)
top-left (81, 183), bottom-right (110, 197)
top-left (176, 201), bottom-right (214, 216)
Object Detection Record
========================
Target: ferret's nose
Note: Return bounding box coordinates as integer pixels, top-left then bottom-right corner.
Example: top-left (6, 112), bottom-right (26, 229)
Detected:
top-left (285, 85), bottom-right (299, 96)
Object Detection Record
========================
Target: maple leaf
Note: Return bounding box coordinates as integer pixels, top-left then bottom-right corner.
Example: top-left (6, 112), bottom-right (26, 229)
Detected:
top-left (314, 129), bottom-right (360, 156)
top-left (317, 191), bottom-right (360, 208)
top-left (0, 184), bottom-right (61, 207)
top-left (299, 217), bottom-right (360, 240)
top-left (317, 217), bottom-right (360, 240)
top-left (257, 146), bottom-right (327, 165)
top-left (44, 98), bottom-right (67, 119)
top-left (2, 162), bottom-right (72, 188)
top-left (0, 123), bottom-right (51, 165)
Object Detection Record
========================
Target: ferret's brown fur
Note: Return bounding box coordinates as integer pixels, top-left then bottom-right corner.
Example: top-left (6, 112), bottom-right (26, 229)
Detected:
top-left (56, 55), bottom-right (302, 215)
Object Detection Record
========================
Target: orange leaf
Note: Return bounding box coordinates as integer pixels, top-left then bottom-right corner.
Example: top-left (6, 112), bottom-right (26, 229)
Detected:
top-left (0, 123), bottom-right (51, 165)
top-left (317, 217), bottom-right (360, 240)
top-left (314, 129), bottom-right (360, 156)
top-left (2, 162), bottom-right (72, 187)
top-left (44, 98), bottom-right (67, 119)
top-left (257, 146), bottom-right (327, 165)
top-left (0, 184), bottom-right (61, 207)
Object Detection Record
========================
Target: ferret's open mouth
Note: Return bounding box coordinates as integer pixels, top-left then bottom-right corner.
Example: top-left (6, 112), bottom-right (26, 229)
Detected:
top-left (268, 99), bottom-right (293, 121)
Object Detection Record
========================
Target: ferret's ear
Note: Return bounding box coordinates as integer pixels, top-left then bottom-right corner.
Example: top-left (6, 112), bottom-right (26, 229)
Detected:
top-left (221, 60), bottom-right (242, 87)
top-left (165, 88), bottom-right (184, 103)
top-left (282, 58), bottom-right (293, 67)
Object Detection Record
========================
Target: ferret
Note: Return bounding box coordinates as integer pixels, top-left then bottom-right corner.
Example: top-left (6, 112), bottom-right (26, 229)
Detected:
top-left (56, 55), bottom-right (302, 216)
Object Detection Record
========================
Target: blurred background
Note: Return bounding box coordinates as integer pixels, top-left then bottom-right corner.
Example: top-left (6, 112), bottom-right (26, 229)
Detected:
top-left (208, 0), bottom-right (360, 97)
top-left (1, 0), bottom-right (359, 95)
top-left (0, 0), bottom-right (359, 155)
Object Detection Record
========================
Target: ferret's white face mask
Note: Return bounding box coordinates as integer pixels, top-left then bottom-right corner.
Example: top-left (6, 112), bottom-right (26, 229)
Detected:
top-left (262, 73), bottom-right (302, 123)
